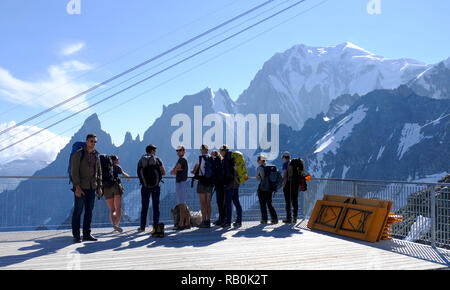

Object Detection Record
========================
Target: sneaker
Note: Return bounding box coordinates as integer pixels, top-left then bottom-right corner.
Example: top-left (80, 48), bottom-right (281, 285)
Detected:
top-left (221, 222), bottom-right (231, 228)
top-left (233, 221), bottom-right (242, 227)
top-left (82, 235), bottom-right (98, 242)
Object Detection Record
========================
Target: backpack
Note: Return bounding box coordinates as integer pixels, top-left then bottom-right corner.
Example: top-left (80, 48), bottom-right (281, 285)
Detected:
top-left (211, 157), bottom-right (224, 183)
top-left (99, 154), bottom-right (116, 188)
top-left (139, 154), bottom-right (162, 188)
top-left (231, 151), bottom-right (248, 184)
top-left (194, 155), bottom-right (213, 184)
top-left (260, 165), bottom-right (283, 192)
top-left (288, 158), bottom-right (307, 192)
top-left (68, 141), bottom-right (85, 184)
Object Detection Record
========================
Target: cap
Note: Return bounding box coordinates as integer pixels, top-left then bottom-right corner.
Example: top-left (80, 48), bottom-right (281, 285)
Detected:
top-left (176, 145), bottom-right (185, 151)
top-left (282, 151), bottom-right (290, 158)
top-left (257, 154), bottom-right (267, 161)
top-left (201, 144), bottom-right (209, 150)
top-left (219, 144), bottom-right (228, 151)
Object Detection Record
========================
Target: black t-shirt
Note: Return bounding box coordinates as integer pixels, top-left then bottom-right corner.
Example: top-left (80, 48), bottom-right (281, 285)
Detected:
top-left (176, 156), bottom-right (188, 182)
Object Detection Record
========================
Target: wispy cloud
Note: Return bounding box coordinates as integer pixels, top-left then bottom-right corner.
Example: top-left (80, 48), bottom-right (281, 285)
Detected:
top-left (0, 121), bottom-right (70, 164)
top-left (61, 42), bottom-right (85, 56)
top-left (0, 60), bottom-right (94, 111)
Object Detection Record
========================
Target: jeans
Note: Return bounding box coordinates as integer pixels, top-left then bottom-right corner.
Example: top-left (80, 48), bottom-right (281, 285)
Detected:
top-left (72, 188), bottom-right (96, 238)
top-left (258, 189), bottom-right (278, 222)
top-left (225, 187), bottom-right (242, 224)
top-left (214, 183), bottom-right (226, 223)
top-left (283, 181), bottom-right (299, 220)
top-left (140, 185), bottom-right (160, 229)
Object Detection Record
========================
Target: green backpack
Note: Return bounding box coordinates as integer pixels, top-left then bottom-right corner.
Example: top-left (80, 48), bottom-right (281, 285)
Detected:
top-left (231, 151), bottom-right (248, 184)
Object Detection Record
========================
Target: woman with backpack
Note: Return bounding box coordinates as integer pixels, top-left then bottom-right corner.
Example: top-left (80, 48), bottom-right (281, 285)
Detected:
top-left (256, 154), bottom-right (278, 224)
top-left (191, 144), bottom-right (213, 228)
top-left (104, 154), bottom-right (130, 233)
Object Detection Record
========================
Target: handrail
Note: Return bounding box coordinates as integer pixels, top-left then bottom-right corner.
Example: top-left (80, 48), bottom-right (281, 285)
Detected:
top-left (0, 175), bottom-right (448, 186)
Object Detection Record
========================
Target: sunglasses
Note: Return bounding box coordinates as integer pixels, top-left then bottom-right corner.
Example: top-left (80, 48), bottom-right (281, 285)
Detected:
top-left (88, 140), bottom-right (97, 143)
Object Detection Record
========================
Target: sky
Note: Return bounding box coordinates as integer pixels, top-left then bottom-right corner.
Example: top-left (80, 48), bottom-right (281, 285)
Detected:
top-left (0, 0), bottom-right (449, 164)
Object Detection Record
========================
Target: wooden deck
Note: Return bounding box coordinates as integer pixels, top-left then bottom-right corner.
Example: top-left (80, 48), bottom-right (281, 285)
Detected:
top-left (0, 220), bottom-right (449, 270)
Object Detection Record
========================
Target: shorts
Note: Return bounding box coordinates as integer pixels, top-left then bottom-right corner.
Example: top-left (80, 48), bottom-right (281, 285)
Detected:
top-left (103, 184), bottom-right (123, 199)
top-left (197, 180), bottom-right (213, 194)
top-left (176, 181), bottom-right (188, 205)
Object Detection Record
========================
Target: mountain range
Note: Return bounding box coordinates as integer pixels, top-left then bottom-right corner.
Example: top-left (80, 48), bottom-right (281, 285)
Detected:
top-left (0, 42), bottom-right (449, 230)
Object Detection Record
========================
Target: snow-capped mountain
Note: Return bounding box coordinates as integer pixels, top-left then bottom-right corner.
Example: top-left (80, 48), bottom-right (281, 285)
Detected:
top-left (2, 42), bottom-right (449, 231)
top-left (236, 42), bottom-right (430, 130)
top-left (275, 85), bottom-right (450, 181)
top-left (408, 57), bottom-right (450, 99)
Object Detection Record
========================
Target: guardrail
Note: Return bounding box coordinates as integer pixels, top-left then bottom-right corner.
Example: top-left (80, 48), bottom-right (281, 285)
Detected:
top-left (0, 175), bottom-right (448, 248)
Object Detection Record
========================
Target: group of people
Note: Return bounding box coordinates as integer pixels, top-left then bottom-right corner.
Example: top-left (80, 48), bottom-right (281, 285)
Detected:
top-left (70, 133), bottom-right (303, 243)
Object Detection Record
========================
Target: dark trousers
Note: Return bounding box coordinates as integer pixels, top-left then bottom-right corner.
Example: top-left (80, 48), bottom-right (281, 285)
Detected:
top-left (258, 189), bottom-right (278, 222)
top-left (140, 185), bottom-right (160, 229)
top-left (72, 189), bottom-right (96, 238)
top-left (214, 183), bottom-right (226, 222)
top-left (284, 181), bottom-right (299, 220)
top-left (225, 187), bottom-right (242, 223)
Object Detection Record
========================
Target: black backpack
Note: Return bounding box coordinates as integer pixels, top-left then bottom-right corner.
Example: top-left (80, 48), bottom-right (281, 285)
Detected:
top-left (260, 165), bottom-right (283, 192)
top-left (211, 157), bottom-right (224, 184)
top-left (223, 151), bottom-right (235, 185)
top-left (288, 158), bottom-right (307, 192)
top-left (99, 154), bottom-right (115, 188)
top-left (139, 154), bottom-right (162, 188)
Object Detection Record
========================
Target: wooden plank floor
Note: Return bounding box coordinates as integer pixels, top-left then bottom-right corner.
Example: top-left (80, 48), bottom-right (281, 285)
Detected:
top-left (0, 220), bottom-right (449, 270)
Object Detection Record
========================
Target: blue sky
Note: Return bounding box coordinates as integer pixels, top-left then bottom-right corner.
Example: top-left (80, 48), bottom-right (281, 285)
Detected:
top-left (0, 0), bottom-right (449, 162)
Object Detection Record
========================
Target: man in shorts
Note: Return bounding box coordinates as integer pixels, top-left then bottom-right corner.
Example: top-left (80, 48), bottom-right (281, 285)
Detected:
top-left (170, 145), bottom-right (190, 230)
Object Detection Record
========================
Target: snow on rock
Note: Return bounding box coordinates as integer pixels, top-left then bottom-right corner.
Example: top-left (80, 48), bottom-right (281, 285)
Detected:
top-left (314, 105), bottom-right (369, 155)
top-left (404, 215), bottom-right (432, 242)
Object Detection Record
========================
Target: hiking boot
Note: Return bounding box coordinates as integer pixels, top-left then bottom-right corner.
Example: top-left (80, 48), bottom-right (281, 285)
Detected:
top-left (271, 219), bottom-right (279, 224)
top-left (282, 218), bottom-right (292, 223)
top-left (73, 237), bottom-right (81, 243)
top-left (292, 218), bottom-right (297, 223)
top-left (233, 221), bottom-right (242, 227)
top-left (260, 220), bottom-right (268, 224)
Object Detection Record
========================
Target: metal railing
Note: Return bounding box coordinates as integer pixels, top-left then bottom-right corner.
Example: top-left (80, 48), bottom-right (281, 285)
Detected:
top-left (0, 176), bottom-right (449, 248)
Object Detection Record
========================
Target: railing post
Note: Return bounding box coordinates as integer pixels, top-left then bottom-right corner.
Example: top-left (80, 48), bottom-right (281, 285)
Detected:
top-left (430, 185), bottom-right (436, 248)
top-left (353, 181), bottom-right (358, 198)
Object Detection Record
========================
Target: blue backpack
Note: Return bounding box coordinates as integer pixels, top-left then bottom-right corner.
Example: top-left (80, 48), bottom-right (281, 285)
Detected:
top-left (68, 141), bottom-right (85, 184)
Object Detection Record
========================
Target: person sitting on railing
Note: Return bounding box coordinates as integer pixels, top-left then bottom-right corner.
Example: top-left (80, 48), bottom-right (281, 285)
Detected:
top-left (104, 155), bottom-right (130, 233)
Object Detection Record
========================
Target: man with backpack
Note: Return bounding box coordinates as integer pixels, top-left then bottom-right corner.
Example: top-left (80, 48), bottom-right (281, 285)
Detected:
top-left (191, 144), bottom-right (213, 228)
top-left (219, 144), bottom-right (243, 228)
top-left (70, 133), bottom-right (103, 243)
top-left (137, 144), bottom-right (166, 236)
top-left (256, 154), bottom-right (279, 224)
top-left (283, 152), bottom-right (307, 223)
